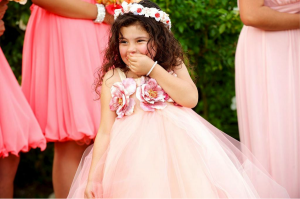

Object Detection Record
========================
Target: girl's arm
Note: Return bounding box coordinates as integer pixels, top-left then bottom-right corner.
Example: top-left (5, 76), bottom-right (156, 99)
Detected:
top-left (150, 63), bottom-right (198, 108)
top-left (239, 0), bottom-right (300, 30)
top-left (85, 70), bottom-right (117, 198)
top-left (31, 0), bottom-right (113, 23)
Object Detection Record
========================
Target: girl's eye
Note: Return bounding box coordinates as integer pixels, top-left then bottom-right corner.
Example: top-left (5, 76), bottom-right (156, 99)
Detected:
top-left (119, 40), bottom-right (127, 44)
top-left (137, 40), bottom-right (146, 43)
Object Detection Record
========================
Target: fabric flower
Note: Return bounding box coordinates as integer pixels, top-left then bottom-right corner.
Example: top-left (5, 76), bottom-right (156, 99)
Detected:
top-left (109, 78), bottom-right (136, 118)
top-left (136, 77), bottom-right (167, 111)
top-left (130, 4), bottom-right (144, 15)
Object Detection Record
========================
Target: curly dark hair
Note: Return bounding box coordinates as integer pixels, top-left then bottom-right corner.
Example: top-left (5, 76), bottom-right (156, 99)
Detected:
top-left (95, 0), bottom-right (185, 97)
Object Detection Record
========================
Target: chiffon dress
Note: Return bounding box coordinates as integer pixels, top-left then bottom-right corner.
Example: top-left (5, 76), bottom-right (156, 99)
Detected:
top-left (0, 48), bottom-right (46, 157)
top-left (68, 68), bottom-right (289, 198)
top-left (22, 0), bottom-right (110, 144)
top-left (236, 0), bottom-right (300, 197)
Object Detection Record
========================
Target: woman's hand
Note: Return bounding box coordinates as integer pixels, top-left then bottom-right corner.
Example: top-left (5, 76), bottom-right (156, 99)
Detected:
top-left (84, 181), bottom-right (103, 199)
top-left (103, 12), bottom-right (114, 25)
top-left (127, 53), bottom-right (155, 76)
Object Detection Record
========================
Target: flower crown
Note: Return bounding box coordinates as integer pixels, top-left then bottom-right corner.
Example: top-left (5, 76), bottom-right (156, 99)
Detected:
top-left (114, 2), bottom-right (172, 30)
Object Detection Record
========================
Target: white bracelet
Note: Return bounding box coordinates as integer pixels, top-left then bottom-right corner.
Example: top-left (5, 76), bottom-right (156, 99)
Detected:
top-left (94, 4), bottom-right (106, 23)
top-left (147, 61), bottom-right (157, 76)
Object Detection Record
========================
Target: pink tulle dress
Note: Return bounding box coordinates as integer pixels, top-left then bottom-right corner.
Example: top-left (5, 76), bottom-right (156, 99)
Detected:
top-left (22, 1), bottom-right (110, 144)
top-left (0, 48), bottom-right (46, 158)
top-left (68, 68), bottom-right (289, 198)
top-left (235, 0), bottom-right (300, 197)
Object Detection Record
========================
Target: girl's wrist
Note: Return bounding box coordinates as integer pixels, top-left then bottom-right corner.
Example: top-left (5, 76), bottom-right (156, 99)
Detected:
top-left (146, 61), bottom-right (157, 76)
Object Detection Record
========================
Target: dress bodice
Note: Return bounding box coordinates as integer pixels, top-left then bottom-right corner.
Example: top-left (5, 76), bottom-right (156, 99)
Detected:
top-left (110, 68), bottom-right (178, 119)
top-left (264, 0), bottom-right (300, 12)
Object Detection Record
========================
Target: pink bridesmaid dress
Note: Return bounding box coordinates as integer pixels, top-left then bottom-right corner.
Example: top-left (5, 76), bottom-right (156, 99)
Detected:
top-left (235, 0), bottom-right (300, 197)
top-left (22, 1), bottom-right (110, 144)
top-left (0, 48), bottom-right (46, 157)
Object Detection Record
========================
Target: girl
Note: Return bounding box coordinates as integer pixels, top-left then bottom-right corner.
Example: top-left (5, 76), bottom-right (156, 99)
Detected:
top-left (236, 0), bottom-right (300, 197)
top-left (0, 1), bottom-right (46, 198)
top-left (68, 1), bottom-right (290, 198)
top-left (22, 0), bottom-right (113, 197)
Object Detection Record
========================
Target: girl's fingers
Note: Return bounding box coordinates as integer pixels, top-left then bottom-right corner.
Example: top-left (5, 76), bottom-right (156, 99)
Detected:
top-left (127, 56), bottom-right (138, 62)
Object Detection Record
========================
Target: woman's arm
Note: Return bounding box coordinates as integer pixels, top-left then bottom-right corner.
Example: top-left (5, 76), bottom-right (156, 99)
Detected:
top-left (31, 0), bottom-right (113, 23)
top-left (150, 63), bottom-right (199, 108)
top-left (85, 70), bottom-right (117, 198)
top-left (239, 0), bottom-right (300, 30)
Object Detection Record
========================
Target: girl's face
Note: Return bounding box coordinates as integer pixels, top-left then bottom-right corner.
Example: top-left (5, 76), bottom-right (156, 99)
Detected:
top-left (119, 24), bottom-right (157, 66)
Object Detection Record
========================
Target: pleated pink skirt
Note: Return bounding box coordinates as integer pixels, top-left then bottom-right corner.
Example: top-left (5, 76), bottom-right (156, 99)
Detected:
top-left (0, 48), bottom-right (46, 157)
top-left (22, 2), bottom-right (110, 144)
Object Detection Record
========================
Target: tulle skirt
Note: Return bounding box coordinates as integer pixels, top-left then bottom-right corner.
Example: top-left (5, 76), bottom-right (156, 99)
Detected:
top-left (0, 48), bottom-right (46, 157)
top-left (68, 105), bottom-right (289, 198)
top-left (22, 1), bottom-right (110, 143)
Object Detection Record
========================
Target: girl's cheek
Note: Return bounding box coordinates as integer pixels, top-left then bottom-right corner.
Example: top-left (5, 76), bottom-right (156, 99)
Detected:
top-left (139, 44), bottom-right (149, 55)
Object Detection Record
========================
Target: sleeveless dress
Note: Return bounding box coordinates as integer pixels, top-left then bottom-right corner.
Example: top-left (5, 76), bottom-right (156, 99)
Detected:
top-left (68, 68), bottom-right (289, 198)
top-left (0, 48), bottom-right (46, 157)
top-left (22, 1), bottom-right (110, 144)
top-left (235, 0), bottom-right (300, 197)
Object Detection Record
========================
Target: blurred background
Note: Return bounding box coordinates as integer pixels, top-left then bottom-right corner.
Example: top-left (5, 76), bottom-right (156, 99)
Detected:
top-left (0, 0), bottom-right (243, 197)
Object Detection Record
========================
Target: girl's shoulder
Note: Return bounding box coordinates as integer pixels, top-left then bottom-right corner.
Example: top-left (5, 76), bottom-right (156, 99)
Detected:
top-left (103, 68), bottom-right (123, 88)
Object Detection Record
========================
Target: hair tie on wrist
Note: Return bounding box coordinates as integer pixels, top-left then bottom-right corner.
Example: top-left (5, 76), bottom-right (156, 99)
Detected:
top-left (147, 61), bottom-right (157, 76)
top-left (94, 4), bottom-right (106, 23)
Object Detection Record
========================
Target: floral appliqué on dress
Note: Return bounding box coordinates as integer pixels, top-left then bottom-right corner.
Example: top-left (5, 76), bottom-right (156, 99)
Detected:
top-left (109, 78), bottom-right (136, 119)
top-left (110, 71), bottom-right (181, 118)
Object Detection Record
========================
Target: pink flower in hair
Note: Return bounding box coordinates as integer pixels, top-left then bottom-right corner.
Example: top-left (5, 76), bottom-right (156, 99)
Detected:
top-left (109, 78), bottom-right (136, 118)
top-left (136, 77), bottom-right (167, 112)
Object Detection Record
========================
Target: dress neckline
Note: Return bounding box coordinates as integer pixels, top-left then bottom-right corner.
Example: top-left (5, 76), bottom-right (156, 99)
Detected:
top-left (116, 68), bottom-right (141, 85)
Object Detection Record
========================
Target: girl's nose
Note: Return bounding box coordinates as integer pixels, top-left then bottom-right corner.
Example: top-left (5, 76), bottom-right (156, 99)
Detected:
top-left (128, 44), bottom-right (137, 54)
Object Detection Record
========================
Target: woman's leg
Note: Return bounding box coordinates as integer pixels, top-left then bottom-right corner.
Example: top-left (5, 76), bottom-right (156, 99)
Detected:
top-left (0, 155), bottom-right (20, 198)
top-left (52, 141), bottom-right (89, 198)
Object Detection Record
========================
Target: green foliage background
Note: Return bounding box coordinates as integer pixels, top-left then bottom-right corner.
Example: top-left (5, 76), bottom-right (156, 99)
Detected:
top-left (0, 0), bottom-right (242, 197)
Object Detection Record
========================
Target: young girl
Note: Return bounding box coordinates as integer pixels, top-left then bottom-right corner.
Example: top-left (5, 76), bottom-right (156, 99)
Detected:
top-left (68, 1), bottom-right (290, 198)
top-left (0, 1), bottom-right (46, 197)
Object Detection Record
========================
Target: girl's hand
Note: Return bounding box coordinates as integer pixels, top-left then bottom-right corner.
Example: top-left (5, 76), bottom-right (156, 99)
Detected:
top-left (0, 0), bottom-right (8, 19)
top-left (84, 181), bottom-right (103, 199)
top-left (127, 53), bottom-right (155, 76)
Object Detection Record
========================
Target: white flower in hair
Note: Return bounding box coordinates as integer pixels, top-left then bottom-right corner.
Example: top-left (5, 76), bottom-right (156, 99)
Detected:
top-left (122, 2), bottom-right (130, 13)
top-left (115, 2), bottom-right (172, 30)
top-left (144, 8), bottom-right (151, 18)
top-left (114, 9), bottom-right (123, 20)
top-left (130, 4), bottom-right (144, 15)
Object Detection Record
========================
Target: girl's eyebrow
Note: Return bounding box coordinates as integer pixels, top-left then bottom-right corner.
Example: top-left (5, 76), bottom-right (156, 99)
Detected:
top-left (136, 37), bottom-right (149, 39)
top-left (119, 36), bottom-right (149, 40)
